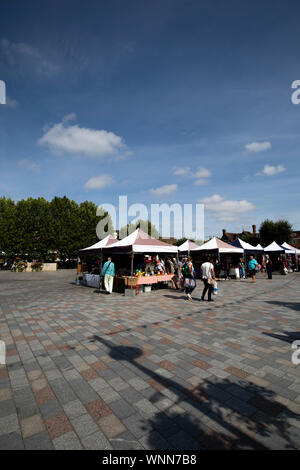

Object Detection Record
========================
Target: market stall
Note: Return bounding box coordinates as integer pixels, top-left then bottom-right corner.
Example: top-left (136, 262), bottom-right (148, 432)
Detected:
top-left (78, 234), bottom-right (118, 287)
top-left (264, 241), bottom-right (285, 272)
top-left (191, 237), bottom-right (243, 279)
top-left (281, 242), bottom-right (300, 271)
top-left (102, 228), bottom-right (178, 294)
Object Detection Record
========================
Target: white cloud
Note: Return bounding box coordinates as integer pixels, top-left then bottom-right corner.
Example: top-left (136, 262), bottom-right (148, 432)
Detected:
top-left (173, 167), bottom-right (191, 176)
top-left (245, 141), bottom-right (271, 153)
top-left (194, 178), bottom-right (209, 185)
top-left (38, 115), bottom-right (129, 159)
top-left (0, 38), bottom-right (58, 76)
top-left (199, 194), bottom-right (256, 221)
top-left (257, 164), bottom-right (285, 176)
top-left (84, 174), bottom-right (113, 190)
top-left (149, 184), bottom-right (178, 197)
top-left (18, 159), bottom-right (40, 173)
top-left (173, 166), bottom-right (211, 185)
top-left (194, 167), bottom-right (211, 179)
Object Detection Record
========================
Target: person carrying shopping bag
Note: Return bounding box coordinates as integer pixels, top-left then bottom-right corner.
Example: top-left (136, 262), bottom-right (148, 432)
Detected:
top-left (181, 256), bottom-right (196, 301)
top-left (201, 256), bottom-right (215, 301)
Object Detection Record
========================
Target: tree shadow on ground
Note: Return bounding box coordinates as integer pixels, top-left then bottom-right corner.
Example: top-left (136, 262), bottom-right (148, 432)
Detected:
top-left (90, 335), bottom-right (298, 450)
top-left (263, 330), bottom-right (300, 343)
top-left (266, 301), bottom-right (300, 313)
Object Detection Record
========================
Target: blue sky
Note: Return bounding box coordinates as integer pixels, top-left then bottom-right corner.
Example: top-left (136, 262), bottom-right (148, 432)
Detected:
top-left (0, 0), bottom-right (300, 238)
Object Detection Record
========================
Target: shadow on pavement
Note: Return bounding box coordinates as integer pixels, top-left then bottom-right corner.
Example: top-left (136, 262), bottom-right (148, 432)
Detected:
top-left (90, 335), bottom-right (298, 450)
top-left (263, 330), bottom-right (300, 343)
top-left (266, 301), bottom-right (300, 313)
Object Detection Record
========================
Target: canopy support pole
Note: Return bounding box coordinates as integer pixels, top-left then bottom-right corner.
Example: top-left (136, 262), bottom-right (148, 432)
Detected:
top-left (130, 251), bottom-right (134, 290)
top-left (99, 249), bottom-right (103, 292)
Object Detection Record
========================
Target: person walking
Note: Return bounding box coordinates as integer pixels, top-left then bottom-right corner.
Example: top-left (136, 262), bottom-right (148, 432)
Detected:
top-left (265, 254), bottom-right (272, 279)
top-left (181, 256), bottom-right (195, 300)
top-left (201, 256), bottom-right (215, 301)
top-left (102, 257), bottom-right (115, 294)
top-left (238, 258), bottom-right (246, 280)
top-left (248, 255), bottom-right (258, 283)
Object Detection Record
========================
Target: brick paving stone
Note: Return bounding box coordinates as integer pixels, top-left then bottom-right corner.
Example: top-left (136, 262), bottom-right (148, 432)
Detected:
top-left (110, 430), bottom-right (144, 450)
top-left (86, 398), bottom-right (112, 420)
top-left (98, 413), bottom-right (126, 438)
top-left (49, 378), bottom-right (77, 404)
top-left (82, 430), bottom-right (113, 450)
top-left (21, 414), bottom-right (45, 438)
top-left (63, 399), bottom-right (87, 419)
top-left (45, 412), bottom-right (73, 439)
top-left (53, 431), bottom-right (83, 450)
top-left (0, 399), bottom-right (16, 418)
top-left (0, 414), bottom-right (20, 436)
top-left (39, 399), bottom-right (64, 420)
top-left (0, 388), bottom-right (12, 402)
top-left (0, 431), bottom-right (24, 450)
top-left (24, 429), bottom-right (54, 450)
top-left (70, 413), bottom-right (99, 439)
top-left (110, 400), bottom-right (135, 421)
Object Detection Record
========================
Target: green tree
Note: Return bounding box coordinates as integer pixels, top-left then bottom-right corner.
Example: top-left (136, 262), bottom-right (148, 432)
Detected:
top-left (259, 219), bottom-right (293, 245)
top-left (119, 219), bottom-right (160, 239)
top-left (241, 233), bottom-right (259, 246)
top-left (78, 201), bottom-right (114, 248)
top-left (49, 196), bottom-right (82, 259)
top-left (0, 197), bottom-right (17, 257)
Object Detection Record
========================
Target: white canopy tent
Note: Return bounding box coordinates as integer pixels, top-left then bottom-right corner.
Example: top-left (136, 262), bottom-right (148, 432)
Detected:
top-left (254, 244), bottom-right (264, 252)
top-left (264, 241), bottom-right (285, 253)
top-left (178, 240), bottom-right (200, 254)
top-left (102, 228), bottom-right (178, 254)
top-left (281, 242), bottom-right (300, 255)
top-left (79, 234), bottom-right (118, 255)
top-left (191, 237), bottom-right (243, 254)
top-left (231, 237), bottom-right (260, 254)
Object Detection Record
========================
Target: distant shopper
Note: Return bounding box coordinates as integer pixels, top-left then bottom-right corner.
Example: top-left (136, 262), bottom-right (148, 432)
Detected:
top-left (265, 255), bottom-right (272, 280)
top-left (182, 256), bottom-right (195, 300)
top-left (248, 255), bottom-right (258, 283)
top-left (166, 257), bottom-right (178, 289)
top-left (201, 256), bottom-right (215, 301)
top-left (102, 257), bottom-right (115, 294)
top-left (238, 258), bottom-right (246, 280)
top-left (154, 259), bottom-right (165, 275)
top-left (172, 257), bottom-right (180, 290)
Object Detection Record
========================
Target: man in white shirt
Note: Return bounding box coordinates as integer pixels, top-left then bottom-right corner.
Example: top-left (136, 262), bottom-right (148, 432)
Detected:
top-left (201, 256), bottom-right (215, 301)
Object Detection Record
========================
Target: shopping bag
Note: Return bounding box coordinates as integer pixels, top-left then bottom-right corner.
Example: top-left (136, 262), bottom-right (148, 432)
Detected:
top-left (213, 281), bottom-right (218, 295)
top-left (184, 278), bottom-right (196, 288)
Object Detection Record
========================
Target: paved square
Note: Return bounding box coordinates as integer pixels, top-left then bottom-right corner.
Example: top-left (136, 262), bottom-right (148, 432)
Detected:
top-left (0, 270), bottom-right (299, 449)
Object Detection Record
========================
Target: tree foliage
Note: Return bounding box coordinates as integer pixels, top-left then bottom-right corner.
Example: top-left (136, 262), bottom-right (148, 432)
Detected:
top-left (119, 219), bottom-right (160, 239)
top-left (259, 219), bottom-right (293, 245)
top-left (240, 233), bottom-right (259, 246)
top-left (0, 196), bottom-right (114, 260)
